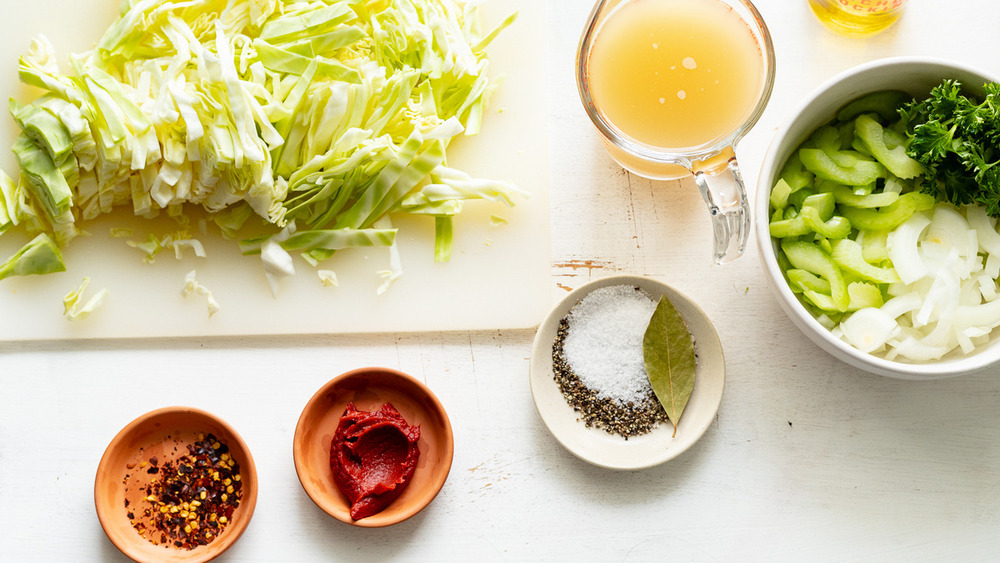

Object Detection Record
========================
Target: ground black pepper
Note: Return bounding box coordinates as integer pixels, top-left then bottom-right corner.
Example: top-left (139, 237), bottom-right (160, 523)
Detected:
top-left (125, 433), bottom-right (242, 550)
top-left (553, 317), bottom-right (669, 439)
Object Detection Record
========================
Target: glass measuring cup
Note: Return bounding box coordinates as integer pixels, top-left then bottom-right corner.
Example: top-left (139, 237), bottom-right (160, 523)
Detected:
top-left (577, 0), bottom-right (775, 264)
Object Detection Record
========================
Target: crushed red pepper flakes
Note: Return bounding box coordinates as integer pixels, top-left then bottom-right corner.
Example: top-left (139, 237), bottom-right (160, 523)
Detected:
top-left (125, 433), bottom-right (242, 550)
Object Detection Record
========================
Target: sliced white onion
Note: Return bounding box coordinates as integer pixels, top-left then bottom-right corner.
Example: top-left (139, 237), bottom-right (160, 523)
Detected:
top-left (841, 308), bottom-right (899, 353)
top-left (836, 203), bottom-right (1000, 362)
top-left (975, 273), bottom-right (997, 302)
top-left (887, 212), bottom-right (931, 284)
top-left (966, 230), bottom-right (981, 276)
top-left (968, 205), bottom-right (1000, 256)
top-left (925, 204), bottom-right (972, 258)
top-left (917, 272), bottom-right (960, 347)
top-left (986, 252), bottom-right (1000, 280)
top-left (955, 299), bottom-right (1000, 330)
top-left (880, 293), bottom-right (923, 319)
top-left (892, 336), bottom-right (951, 361)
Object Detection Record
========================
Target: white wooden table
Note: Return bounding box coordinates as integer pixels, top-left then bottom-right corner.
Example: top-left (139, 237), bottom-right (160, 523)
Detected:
top-left (4, 1), bottom-right (1000, 560)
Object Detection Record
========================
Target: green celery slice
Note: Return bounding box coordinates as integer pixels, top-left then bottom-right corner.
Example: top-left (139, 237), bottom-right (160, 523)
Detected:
top-left (860, 229), bottom-right (890, 263)
top-left (846, 281), bottom-right (885, 311)
top-left (770, 178), bottom-right (793, 211)
top-left (839, 191), bottom-right (936, 231)
top-left (830, 238), bottom-right (900, 284)
top-left (769, 206), bottom-right (851, 239)
top-left (780, 151), bottom-right (815, 191)
top-left (787, 269), bottom-right (831, 293)
top-left (781, 240), bottom-right (850, 312)
top-left (816, 181), bottom-right (899, 208)
top-left (804, 192), bottom-right (836, 220)
top-left (799, 147), bottom-right (883, 186)
top-left (836, 90), bottom-right (909, 122)
top-left (854, 114), bottom-right (923, 179)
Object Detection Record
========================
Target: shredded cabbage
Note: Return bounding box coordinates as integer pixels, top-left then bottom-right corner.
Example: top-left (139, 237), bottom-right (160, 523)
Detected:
top-left (0, 0), bottom-right (524, 291)
top-left (0, 233), bottom-right (65, 280)
top-left (317, 269), bottom-right (338, 287)
top-left (181, 270), bottom-right (221, 317)
top-left (63, 276), bottom-right (109, 321)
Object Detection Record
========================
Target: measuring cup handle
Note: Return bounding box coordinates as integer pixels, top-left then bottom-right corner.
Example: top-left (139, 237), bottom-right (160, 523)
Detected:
top-left (694, 156), bottom-right (750, 264)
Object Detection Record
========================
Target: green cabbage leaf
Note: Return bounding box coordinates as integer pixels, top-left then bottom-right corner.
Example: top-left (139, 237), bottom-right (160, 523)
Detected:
top-left (0, 0), bottom-right (522, 288)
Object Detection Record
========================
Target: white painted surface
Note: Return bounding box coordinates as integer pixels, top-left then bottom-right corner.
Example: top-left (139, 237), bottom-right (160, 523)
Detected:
top-left (4, 1), bottom-right (1000, 561)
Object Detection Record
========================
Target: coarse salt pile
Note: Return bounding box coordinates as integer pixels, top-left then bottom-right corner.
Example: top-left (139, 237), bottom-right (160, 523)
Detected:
top-left (562, 285), bottom-right (657, 405)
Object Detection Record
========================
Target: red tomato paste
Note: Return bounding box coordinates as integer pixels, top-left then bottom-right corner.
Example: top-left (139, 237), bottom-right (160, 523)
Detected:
top-left (330, 402), bottom-right (421, 520)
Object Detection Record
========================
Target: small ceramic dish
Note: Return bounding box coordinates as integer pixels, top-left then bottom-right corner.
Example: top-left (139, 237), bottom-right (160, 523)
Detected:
top-left (95, 407), bottom-right (258, 563)
top-left (293, 367), bottom-right (454, 527)
top-left (530, 275), bottom-right (725, 470)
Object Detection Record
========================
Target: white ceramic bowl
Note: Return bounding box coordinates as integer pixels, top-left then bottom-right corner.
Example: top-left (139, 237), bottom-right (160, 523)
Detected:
top-left (756, 57), bottom-right (1000, 379)
top-left (529, 275), bottom-right (725, 469)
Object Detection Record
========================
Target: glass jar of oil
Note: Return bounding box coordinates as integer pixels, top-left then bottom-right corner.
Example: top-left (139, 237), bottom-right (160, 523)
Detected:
top-left (809, 0), bottom-right (907, 34)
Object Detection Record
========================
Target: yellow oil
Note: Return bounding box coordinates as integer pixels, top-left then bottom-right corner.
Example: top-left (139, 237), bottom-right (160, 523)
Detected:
top-left (585, 0), bottom-right (764, 151)
top-left (809, 0), bottom-right (906, 35)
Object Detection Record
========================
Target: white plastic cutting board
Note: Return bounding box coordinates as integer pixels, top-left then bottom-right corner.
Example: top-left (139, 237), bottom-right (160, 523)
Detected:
top-left (0, 0), bottom-right (552, 340)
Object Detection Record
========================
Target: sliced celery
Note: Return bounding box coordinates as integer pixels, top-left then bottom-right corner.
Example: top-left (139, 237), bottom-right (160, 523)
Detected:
top-left (771, 207), bottom-right (784, 223)
top-left (787, 188), bottom-right (816, 210)
top-left (839, 191), bottom-right (935, 231)
top-left (854, 114), bottom-right (923, 179)
top-left (803, 289), bottom-right (839, 311)
top-left (770, 192), bottom-right (850, 239)
top-left (799, 147), bottom-right (883, 186)
top-left (787, 269), bottom-right (831, 293)
top-left (777, 246), bottom-right (792, 272)
top-left (770, 178), bottom-right (793, 211)
top-left (804, 192), bottom-right (836, 220)
top-left (769, 206), bottom-right (851, 239)
top-left (882, 127), bottom-right (908, 149)
top-left (816, 236), bottom-right (834, 255)
top-left (766, 89), bottom-right (951, 327)
top-left (850, 135), bottom-right (874, 158)
top-left (830, 239), bottom-right (900, 284)
top-left (836, 90), bottom-right (909, 122)
top-left (810, 126), bottom-right (841, 153)
top-left (780, 151), bottom-right (815, 191)
top-left (846, 281), bottom-right (885, 311)
top-left (860, 229), bottom-right (890, 263)
top-left (781, 240), bottom-right (849, 312)
top-left (817, 181), bottom-right (899, 208)
top-left (837, 120), bottom-right (856, 150)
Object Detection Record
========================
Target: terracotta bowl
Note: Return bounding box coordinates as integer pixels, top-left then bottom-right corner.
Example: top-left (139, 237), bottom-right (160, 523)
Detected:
top-left (293, 367), bottom-right (454, 527)
top-left (95, 407), bottom-right (258, 563)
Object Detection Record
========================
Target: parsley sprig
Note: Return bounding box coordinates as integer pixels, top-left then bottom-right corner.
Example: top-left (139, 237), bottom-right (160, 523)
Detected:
top-left (901, 80), bottom-right (1000, 216)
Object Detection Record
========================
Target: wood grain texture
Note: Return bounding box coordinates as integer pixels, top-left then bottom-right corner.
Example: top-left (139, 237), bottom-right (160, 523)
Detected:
top-left (4, 0), bottom-right (1000, 561)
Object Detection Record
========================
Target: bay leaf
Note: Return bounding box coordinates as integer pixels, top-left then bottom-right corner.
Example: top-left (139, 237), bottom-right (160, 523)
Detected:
top-left (642, 294), bottom-right (696, 437)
